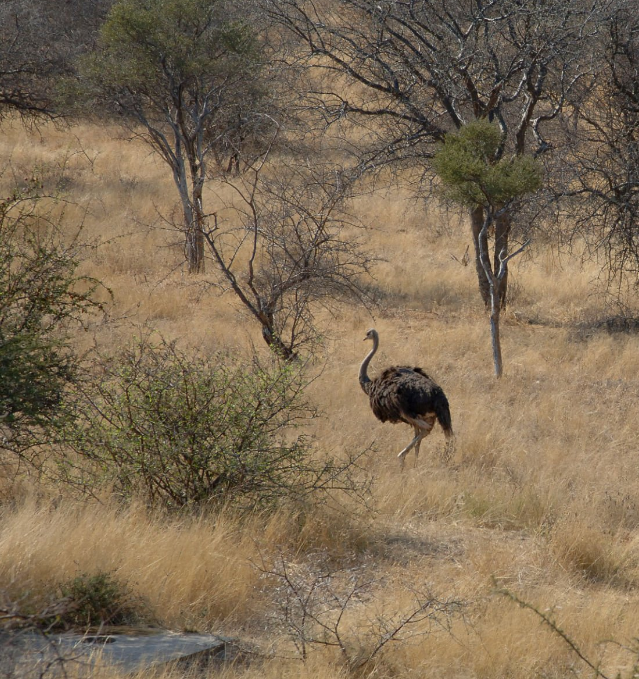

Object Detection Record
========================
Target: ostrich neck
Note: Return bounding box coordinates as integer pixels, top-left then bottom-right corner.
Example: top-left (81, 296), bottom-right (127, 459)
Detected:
top-left (359, 335), bottom-right (378, 394)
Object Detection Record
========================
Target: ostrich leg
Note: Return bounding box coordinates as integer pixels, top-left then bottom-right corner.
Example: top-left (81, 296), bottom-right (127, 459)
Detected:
top-left (397, 430), bottom-right (421, 469)
top-left (397, 416), bottom-right (435, 468)
top-left (412, 418), bottom-right (435, 466)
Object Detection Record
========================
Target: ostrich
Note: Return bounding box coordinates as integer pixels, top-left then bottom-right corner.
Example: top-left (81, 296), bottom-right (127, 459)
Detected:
top-left (359, 328), bottom-right (453, 467)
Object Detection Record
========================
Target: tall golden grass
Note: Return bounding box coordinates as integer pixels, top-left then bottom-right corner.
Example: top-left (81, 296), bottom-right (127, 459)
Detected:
top-left (2, 119), bottom-right (639, 678)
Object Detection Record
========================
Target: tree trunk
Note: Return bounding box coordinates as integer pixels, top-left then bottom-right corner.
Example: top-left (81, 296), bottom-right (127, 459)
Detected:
top-left (471, 206), bottom-right (512, 309)
top-left (182, 197), bottom-right (205, 274)
top-left (477, 209), bottom-right (505, 378)
top-left (261, 326), bottom-right (295, 360)
top-left (173, 157), bottom-right (205, 275)
top-left (493, 211), bottom-right (511, 309)
top-left (470, 205), bottom-right (491, 307)
top-left (185, 176), bottom-right (206, 274)
top-left (489, 291), bottom-right (503, 379)
top-left (258, 303), bottom-right (296, 360)
top-left (185, 225), bottom-right (205, 274)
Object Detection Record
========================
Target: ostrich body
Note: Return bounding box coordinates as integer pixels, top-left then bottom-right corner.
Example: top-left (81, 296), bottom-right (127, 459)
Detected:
top-left (359, 328), bottom-right (453, 467)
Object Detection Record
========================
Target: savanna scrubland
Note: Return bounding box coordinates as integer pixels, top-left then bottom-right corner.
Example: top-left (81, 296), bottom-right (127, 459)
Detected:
top-left (3, 112), bottom-right (639, 679)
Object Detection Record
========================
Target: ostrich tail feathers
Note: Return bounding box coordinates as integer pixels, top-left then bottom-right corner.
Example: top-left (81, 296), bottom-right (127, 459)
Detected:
top-left (434, 391), bottom-right (453, 436)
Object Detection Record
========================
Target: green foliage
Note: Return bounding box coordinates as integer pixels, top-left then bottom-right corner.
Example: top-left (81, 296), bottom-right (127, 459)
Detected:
top-left (0, 180), bottom-right (103, 454)
top-left (58, 572), bottom-right (138, 630)
top-left (60, 337), bottom-right (358, 510)
top-left (92, 0), bottom-right (258, 90)
top-left (433, 120), bottom-right (543, 208)
top-left (74, 0), bottom-right (266, 148)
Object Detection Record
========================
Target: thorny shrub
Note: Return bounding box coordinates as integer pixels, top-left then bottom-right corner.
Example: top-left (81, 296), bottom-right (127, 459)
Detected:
top-left (58, 336), bottom-right (368, 510)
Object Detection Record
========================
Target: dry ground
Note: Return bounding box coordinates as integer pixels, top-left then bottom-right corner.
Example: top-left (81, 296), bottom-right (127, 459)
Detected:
top-left (2, 120), bottom-right (639, 678)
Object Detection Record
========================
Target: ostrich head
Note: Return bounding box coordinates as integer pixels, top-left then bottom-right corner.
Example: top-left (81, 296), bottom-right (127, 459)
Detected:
top-left (364, 328), bottom-right (378, 342)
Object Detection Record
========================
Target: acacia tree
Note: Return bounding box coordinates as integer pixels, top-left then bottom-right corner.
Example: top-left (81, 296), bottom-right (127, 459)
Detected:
top-left (77, 0), bottom-right (274, 273)
top-left (204, 155), bottom-right (374, 359)
top-left (433, 122), bottom-right (542, 377)
top-left (266, 0), bottom-right (606, 308)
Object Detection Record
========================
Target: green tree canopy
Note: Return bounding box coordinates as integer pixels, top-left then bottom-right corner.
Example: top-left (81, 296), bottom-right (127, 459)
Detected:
top-left (89, 0), bottom-right (260, 107)
top-left (433, 121), bottom-right (543, 209)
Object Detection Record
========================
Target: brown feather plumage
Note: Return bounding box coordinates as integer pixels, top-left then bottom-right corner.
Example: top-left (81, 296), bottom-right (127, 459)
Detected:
top-left (366, 365), bottom-right (452, 433)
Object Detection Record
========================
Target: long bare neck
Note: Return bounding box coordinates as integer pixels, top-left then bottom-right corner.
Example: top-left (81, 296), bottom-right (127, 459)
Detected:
top-left (359, 332), bottom-right (379, 394)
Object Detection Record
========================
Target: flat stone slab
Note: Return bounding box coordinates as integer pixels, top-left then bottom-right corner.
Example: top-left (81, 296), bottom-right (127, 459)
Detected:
top-left (2, 629), bottom-right (238, 675)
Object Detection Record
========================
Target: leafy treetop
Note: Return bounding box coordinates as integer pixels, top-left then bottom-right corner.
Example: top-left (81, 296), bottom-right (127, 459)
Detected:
top-left (433, 120), bottom-right (543, 210)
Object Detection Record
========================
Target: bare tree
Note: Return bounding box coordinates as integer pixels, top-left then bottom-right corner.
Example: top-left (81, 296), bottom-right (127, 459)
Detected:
top-left (265, 0), bottom-right (607, 308)
top-left (562, 1), bottom-right (639, 291)
top-left (204, 154), bottom-right (374, 359)
top-left (257, 551), bottom-right (462, 671)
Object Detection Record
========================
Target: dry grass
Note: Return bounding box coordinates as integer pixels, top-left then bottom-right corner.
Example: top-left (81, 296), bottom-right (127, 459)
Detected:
top-left (0, 500), bottom-right (278, 629)
top-left (3, 118), bottom-right (639, 678)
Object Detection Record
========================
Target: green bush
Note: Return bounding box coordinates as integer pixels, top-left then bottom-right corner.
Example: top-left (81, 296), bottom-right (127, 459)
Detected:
top-left (0, 179), bottom-right (103, 462)
top-left (58, 572), bottom-right (138, 630)
top-left (59, 337), bottom-right (359, 510)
